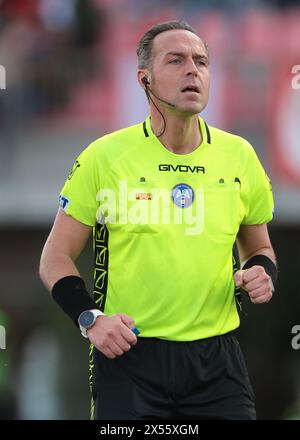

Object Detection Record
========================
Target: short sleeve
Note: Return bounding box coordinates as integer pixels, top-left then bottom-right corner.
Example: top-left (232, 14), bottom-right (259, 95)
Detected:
top-left (59, 142), bottom-right (99, 227)
top-left (240, 141), bottom-right (274, 225)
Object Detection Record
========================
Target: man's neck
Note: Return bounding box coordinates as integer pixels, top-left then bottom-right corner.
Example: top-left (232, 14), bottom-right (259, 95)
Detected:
top-left (151, 112), bottom-right (202, 155)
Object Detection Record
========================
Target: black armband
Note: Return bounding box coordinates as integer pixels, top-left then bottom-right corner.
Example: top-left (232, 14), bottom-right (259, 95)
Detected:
top-left (51, 276), bottom-right (98, 326)
top-left (242, 255), bottom-right (278, 289)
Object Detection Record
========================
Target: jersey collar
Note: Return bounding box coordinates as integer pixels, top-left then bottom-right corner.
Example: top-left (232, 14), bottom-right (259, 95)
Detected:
top-left (142, 116), bottom-right (211, 147)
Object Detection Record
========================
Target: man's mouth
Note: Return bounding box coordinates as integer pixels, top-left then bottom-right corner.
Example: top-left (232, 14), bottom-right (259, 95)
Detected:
top-left (181, 85), bottom-right (200, 93)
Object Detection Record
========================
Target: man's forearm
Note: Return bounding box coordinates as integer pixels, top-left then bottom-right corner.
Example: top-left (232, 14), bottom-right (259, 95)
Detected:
top-left (39, 252), bottom-right (80, 292)
top-left (241, 246), bottom-right (277, 267)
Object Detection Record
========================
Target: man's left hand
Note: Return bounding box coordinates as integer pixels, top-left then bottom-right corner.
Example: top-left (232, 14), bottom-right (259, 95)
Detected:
top-left (234, 265), bottom-right (273, 304)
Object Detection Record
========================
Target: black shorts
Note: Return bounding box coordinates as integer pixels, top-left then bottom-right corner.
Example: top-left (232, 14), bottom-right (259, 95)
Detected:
top-left (91, 332), bottom-right (256, 420)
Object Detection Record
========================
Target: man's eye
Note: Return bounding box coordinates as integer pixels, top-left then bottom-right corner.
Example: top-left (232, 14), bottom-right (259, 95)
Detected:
top-left (170, 59), bottom-right (181, 64)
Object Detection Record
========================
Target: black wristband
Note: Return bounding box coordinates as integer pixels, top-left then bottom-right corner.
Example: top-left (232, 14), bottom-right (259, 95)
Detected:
top-left (242, 255), bottom-right (278, 289)
top-left (51, 276), bottom-right (98, 326)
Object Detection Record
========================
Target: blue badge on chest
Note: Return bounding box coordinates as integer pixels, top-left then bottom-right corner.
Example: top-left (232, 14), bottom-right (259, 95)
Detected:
top-left (171, 183), bottom-right (194, 208)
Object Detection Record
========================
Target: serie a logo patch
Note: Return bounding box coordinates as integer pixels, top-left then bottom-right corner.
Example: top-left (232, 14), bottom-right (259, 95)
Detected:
top-left (135, 192), bottom-right (153, 200)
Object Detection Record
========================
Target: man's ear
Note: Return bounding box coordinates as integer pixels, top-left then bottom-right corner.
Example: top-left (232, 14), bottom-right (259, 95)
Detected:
top-left (137, 70), bottom-right (150, 88)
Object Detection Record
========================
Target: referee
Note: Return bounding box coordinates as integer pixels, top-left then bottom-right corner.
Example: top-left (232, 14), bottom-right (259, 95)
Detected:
top-left (40, 20), bottom-right (277, 420)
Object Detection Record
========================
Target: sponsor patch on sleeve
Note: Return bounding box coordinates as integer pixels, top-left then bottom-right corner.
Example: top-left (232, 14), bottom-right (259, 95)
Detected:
top-left (59, 195), bottom-right (70, 211)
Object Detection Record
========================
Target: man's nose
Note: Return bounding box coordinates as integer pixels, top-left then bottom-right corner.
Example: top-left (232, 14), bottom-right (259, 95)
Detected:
top-left (185, 58), bottom-right (198, 76)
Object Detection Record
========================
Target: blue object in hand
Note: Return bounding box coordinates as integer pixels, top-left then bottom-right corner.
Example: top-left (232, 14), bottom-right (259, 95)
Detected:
top-left (131, 327), bottom-right (140, 336)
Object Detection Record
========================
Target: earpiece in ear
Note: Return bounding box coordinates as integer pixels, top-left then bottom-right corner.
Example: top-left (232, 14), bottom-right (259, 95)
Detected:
top-left (142, 76), bottom-right (149, 86)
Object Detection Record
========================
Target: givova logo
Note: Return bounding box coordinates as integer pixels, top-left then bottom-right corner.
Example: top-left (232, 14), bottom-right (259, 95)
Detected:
top-left (0, 325), bottom-right (6, 350)
top-left (0, 65), bottom-right (6, 90)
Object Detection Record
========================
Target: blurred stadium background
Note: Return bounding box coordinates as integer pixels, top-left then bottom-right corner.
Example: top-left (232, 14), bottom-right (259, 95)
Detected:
top-left (1, 0), bottom-right (300, 420)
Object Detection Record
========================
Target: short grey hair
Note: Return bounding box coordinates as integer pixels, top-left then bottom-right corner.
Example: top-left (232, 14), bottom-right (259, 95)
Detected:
top-left (136, 20), bottom-right (209, 69)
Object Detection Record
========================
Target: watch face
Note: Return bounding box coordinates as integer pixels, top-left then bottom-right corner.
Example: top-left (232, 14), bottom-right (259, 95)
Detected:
top-left (79, 311), bottom-right (94, 328)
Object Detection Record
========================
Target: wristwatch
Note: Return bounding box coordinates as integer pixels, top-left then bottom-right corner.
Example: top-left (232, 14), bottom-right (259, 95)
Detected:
top-left (78, 309), bottom-right (104, 338)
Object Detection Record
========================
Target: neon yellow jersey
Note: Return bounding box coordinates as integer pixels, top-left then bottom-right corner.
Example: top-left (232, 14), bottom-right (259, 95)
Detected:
top-left (59, 117), bottom-right (274, 341)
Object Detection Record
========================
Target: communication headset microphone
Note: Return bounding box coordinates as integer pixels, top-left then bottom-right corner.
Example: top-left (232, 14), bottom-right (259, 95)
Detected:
top-left (142, 77), bottom-right (175, 108)
top-left (141, 76), bottom-right (175, 137)
top-left (141, 76), bottom-right (149, 86)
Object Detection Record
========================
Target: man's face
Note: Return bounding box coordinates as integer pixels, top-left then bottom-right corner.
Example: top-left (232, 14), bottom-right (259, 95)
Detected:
top-left (147, 29), bottom-right (210, 115)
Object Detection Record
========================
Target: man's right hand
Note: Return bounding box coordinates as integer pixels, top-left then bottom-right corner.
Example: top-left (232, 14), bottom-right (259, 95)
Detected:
top-left (87, 313), bottom-right (138, 359)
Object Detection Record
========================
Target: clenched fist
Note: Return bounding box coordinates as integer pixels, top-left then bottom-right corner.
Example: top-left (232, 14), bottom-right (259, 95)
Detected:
top-left (234, 265), bottom-right (273, 304)
top-left (87, 313), bottom-right (138, 359)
